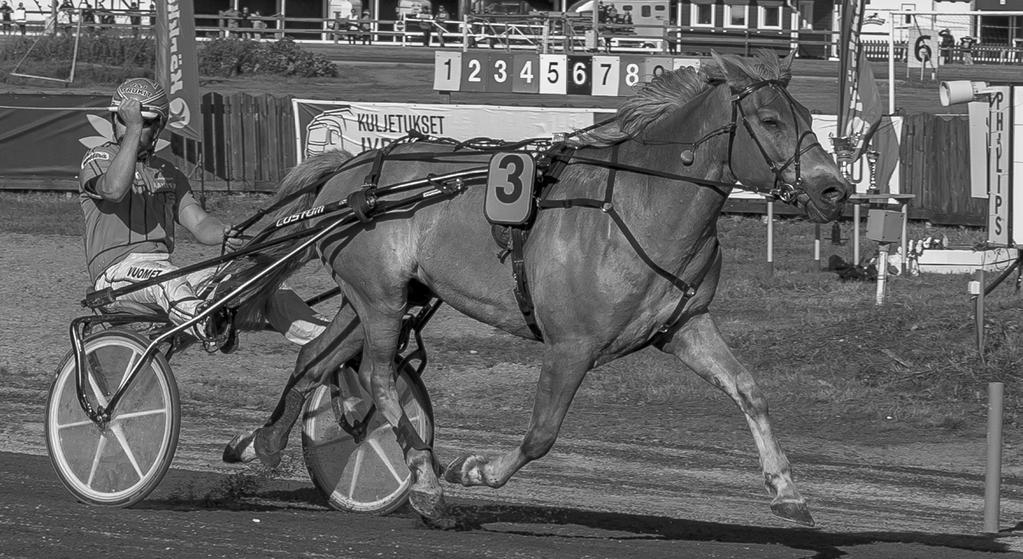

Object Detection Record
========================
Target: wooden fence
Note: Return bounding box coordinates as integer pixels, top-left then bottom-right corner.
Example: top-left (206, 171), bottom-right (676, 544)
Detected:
top-left (168, 92), bottom-right (297, 193)
top-left (899, 113), bottom-right (987, 226)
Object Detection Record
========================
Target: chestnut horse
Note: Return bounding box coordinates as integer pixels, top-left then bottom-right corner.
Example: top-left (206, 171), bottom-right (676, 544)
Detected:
top-left (221, 50), bottom-right (848, 527)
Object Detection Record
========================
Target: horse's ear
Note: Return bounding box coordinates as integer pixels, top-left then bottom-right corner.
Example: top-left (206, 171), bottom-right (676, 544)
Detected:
top-left (710, 50), bottom-right (752, 90)
top-left (781, 49), bottom-right (796, 72)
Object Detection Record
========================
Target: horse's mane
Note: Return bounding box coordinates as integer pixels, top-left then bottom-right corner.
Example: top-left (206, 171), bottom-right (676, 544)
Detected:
top-left (567, 50), bottom-right (792, 148)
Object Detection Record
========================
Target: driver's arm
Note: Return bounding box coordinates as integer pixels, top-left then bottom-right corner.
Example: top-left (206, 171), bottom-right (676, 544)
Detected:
top-left (93, 99), bottom-right (145, 202)
top-left (179, 202), bottom-right (232, 246)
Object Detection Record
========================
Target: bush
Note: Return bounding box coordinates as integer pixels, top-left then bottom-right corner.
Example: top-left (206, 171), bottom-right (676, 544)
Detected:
top-left (198, 38), bottom-right (337, 78)
top-left (0, 35), bottom-right (335, 84)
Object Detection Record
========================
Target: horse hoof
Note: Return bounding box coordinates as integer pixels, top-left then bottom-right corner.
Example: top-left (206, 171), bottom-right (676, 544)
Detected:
top-left (443, 455), bottom-right (469, 484)
top-left (409, 488), bottom-right (446, 520)
top-left (771, 500), bottom-right (815, 527)
top-left (222, 433), bottom-right (258, 464)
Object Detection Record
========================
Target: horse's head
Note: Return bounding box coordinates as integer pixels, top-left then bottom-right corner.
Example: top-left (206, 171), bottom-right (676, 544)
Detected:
top-left (709, 50), bottom-right (850, 222)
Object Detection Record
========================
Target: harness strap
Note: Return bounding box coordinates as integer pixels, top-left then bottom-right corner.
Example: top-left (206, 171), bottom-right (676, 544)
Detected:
top-left (537, 144), bottom-right (704, 337)
top-left (510, 227), bottom-right (543, 340)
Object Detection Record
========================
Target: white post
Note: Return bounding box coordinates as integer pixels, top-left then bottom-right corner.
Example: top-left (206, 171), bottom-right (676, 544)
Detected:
top-left (766, 199), bottom-right (774, 276)
top-left (875, 242), bottom-right (889, 305)
top-left (984, 382), bottom-right (1004, 534)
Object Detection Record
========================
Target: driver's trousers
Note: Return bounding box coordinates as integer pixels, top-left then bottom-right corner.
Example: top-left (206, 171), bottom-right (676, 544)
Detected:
top-left (95, 252), bottom-right (330, 345)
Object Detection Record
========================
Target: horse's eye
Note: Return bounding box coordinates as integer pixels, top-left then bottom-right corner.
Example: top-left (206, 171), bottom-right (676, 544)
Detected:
top-left (761, 117), bottom-right (780, 127)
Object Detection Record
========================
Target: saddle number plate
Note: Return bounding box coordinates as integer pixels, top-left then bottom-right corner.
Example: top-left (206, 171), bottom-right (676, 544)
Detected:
top-left (485, 152), bottom-right (536, 225)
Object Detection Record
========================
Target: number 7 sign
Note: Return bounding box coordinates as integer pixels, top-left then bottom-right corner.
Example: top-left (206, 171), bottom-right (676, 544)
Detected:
top-left (590, 56), bottom-right (620, 97)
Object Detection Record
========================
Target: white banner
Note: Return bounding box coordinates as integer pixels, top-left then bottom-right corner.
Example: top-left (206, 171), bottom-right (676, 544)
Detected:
top-left (293, 99), bottom-right (612, 161)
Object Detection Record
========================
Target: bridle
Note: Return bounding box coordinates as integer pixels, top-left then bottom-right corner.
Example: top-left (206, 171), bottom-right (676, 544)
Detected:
top-left (726, 79), bottom-right (824, 205)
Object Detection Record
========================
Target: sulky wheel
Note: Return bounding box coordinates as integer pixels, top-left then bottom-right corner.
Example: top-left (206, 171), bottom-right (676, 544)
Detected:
top-left (301, 361), bottom-right (433, 514)
top-left (45, 329), bottom-right (180, 507)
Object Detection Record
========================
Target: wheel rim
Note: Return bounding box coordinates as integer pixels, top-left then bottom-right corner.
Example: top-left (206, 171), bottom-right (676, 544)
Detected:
top-left (46, 334), bottom-right (176, 504)
top-left (303, 368), bottom-right (431, 513)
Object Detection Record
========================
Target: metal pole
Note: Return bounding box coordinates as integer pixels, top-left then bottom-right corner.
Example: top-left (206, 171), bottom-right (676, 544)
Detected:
top-left (875, 243), bottom-right (888, 305)
top-left (766, 199), bottom-right (774, 276)
top-left (983, 381), bottom-right (1004, 534)
top-left (853, 202), bottom-right (861, 266)
top-left (814, 223), bottom-right (821, 270)
top-left (973, 269), bottom-right (985, 358)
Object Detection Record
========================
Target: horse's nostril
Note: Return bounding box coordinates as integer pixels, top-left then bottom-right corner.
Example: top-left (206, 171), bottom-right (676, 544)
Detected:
top-left (822, 185), bottom-right (846, 204)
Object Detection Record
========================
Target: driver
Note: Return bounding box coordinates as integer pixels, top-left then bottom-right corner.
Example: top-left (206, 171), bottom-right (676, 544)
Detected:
top-left (79, 77), bottom-right (329, 346)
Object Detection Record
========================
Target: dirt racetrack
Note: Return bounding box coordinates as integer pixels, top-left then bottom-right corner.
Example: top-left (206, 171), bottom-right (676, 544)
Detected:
top-left (4, 229), bottom-right (1023, 558)
top-left (6, 50), bottom-right (1023, 557)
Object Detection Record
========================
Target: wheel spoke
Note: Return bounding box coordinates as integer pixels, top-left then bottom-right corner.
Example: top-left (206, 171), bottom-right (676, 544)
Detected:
top-left (87, 371), bottom-right (109, 407)
top-left (86, 434), bottom-right (109, 488)
top-left (118, 352), bottom-right (139, 393)
top-left (113, 408), bottom-right (168, 421)
top-left (108, 423), bottom-right (145, 479)
top-left (367, 438), bottom-right (405, 485)
top-left (57, 418), bottom-right (98, 430)
top-left (346, 445), bottom-right (365, 499)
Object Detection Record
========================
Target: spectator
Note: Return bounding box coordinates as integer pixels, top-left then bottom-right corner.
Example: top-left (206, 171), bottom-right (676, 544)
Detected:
top-left (128, 1), bottom-right (140, 39)
top-left (330, 10), bottom-right (348, 44)
top-left (0, 1), bottom-right (12, 35)
top-left (417, 9), bottom-right (432, 46)
top-left (13, 0), bottom-right (24, 35)
top-left (938, 28), bottom-right (955, 65)
top-left (436, 4), bottom-right (450, 44)
top-left (79, 0), bottom-right (94, 35)
top-left (95, 0), bottom-right (113, 34)
top-left (358, 9), bottom-right (372, 44)
top-left (58, 0), bottom-right (74, 36)
top-left (960, 35), bottom-right (976, 65)
top-left (238, 6), bottom-right (252, 39)
top-left (252, 9), bottom-right (266, 40)
top-left (221, 7), bottom-right (238, 37)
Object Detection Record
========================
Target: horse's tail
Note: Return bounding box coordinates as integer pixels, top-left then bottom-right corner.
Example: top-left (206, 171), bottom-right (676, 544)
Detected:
top-left (216, 149), bottom-right (354, 330)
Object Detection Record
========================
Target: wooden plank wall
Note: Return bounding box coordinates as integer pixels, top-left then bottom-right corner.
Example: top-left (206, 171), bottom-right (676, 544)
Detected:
top-left (168, 92), bottom-right (296, 194)
top-left (899, 113), bottom-right (987, 226)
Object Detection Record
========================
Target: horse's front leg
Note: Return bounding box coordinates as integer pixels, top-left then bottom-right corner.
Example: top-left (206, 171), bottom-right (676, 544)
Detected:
top-left (657, 311), bottom-right (814, 526)
top-left (222, 305), bottom-right (363, 466)
top-left (444, 341), bottom-right (594, 488)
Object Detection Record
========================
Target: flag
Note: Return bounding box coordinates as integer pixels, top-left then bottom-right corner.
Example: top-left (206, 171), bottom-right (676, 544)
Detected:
top-left (837, 0), bottom-right (866, 142)
top-left (845, 49), bottom-right (886, 161)
top-left (155, 0), bottom-right (203, 141)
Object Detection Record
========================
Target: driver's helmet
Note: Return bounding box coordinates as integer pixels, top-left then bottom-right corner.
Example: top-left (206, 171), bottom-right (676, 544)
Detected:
top-left (107, 77), bottom-right (169, 123)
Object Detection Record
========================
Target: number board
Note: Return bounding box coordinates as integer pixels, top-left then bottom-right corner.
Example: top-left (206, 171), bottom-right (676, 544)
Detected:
top-left (590, 55), bottom-right (621, 97)
top-left (617, 55), bottom-right (646, 96)
top-left (644, 57), bottom-right (675, 82)
top-left (566, 55), bottom-right (592, 96)
top-left (432, 54), bottom-right (705, 97)
top-left (511, 54), bottom-right (539, 94)
top-left (461, 52), bottom-right (488, 92)
top-left (538, 54), bottom-right (567, 95)
top-left (433, 51), bottom-right (461, 91)
top-left (487, 53), bottom-right (514, 93)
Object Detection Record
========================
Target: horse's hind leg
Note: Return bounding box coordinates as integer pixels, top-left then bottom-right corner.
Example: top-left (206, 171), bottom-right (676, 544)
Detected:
top-left (445, 341), bottom-right (594, 489)
top-left (222, 303), bottom-right (364, 466)
top-left (656, 312), bottom-right (814, 527)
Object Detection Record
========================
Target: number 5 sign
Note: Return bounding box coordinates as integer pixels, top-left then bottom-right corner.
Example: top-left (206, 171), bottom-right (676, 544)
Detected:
top-left (538, 54), bottom-right (568, 95)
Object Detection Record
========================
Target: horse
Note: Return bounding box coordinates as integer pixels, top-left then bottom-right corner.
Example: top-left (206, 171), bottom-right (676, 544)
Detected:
top-left (221, 50), bottom-right (849, 527)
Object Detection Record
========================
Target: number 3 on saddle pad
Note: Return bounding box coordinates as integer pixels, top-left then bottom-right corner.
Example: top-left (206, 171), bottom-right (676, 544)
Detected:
top-left (485, 152), bottom-right (536, 225)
